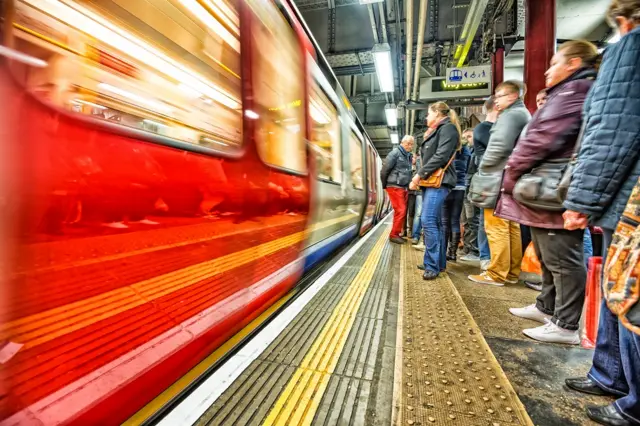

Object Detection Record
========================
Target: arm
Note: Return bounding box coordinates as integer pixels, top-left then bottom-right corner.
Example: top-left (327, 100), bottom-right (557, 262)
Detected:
top-left (502, 85), bottom-right (587, 194)
top-left (380, 149), bottom-right (398, 188)
top-left (418, 125), bottom-right (458, 178)
top-left (480, 111), bottom-right (529, 170)
top-left (564, 38), bottom-right (640, 218)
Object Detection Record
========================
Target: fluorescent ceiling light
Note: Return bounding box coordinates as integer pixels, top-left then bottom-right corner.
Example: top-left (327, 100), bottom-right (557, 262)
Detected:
top-left (245, 110), bottom-right (259, 119)
top-left (23, 0), bottom-right (240, 110)
top-left (384, 104), bottom-right (398, 127)
top-left (390, 132), bottom-right (399, 144)
top-left (607, 32), bottom-right (621, 44)
top-left (372, 43), bottom-right (394, 93)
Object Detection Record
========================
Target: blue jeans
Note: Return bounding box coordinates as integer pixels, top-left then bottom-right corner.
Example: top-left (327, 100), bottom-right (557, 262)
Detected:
top-left (583, 227), bottom-right (593, 267)
top-left (478, 211), bottom-right (490, 261)
top-left (421, 187), bottom-right (450, 273)
top-left (587, 229), bottom-right (640, 423)
top-left (412, 193), bottom-right (423, 239)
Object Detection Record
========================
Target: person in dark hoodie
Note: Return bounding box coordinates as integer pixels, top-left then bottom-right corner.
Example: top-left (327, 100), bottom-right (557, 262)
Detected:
top-left (442, 129), bottom-right (471, 262)
top-left (496, 40), bottom-right (599, 345)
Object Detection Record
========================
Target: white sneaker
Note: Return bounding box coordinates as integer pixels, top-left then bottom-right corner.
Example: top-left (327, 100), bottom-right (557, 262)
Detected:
top-left (509, 304), bottom-right (551, 323)
top-left (460, 254), bottom-right (480, 262)
top-left (522, 319), bottom-right (580, 345)
top-left (412, 242), bottom-right (425, 251)
top-left (103, 222), bottom-right (128, 229)
top-left (480, 260), bottom-right (490, 270)
top-left (505, 278), bottom-right (519, 285)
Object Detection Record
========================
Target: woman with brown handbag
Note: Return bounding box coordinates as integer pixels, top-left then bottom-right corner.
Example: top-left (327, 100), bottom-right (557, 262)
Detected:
top-left (409, 102), bottom-right (461, 280)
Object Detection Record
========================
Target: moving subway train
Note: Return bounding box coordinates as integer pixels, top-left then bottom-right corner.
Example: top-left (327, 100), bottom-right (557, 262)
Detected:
top-left (0, 0), bottom-right (391, 424)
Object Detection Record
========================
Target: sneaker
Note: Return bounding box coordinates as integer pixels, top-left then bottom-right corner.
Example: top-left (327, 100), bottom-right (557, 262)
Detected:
top-left (524, 281), bottom-right (543, 292)
top-left (135, 218), bottom-right (159, 225)
top-left (480, 259), bottom-right (490, 270)
top-left (412, 242), bottom-right (425, 251)
top-left (468, 272), bottom-right (504, 286)
top-left (522, 319), bottom-right (580, 345)
top-left (103, 222), bottom-right (128, 229)
top-left (460, 254), bottom-right (480, 262)
top-left (411, 238), bottom-right (420, 245)
top-left (389, 237), bottom-right (405, 244)
top-left (509, 304), bottom-right (551, 323)
top-left (505, 277), bottom-right (519, 285)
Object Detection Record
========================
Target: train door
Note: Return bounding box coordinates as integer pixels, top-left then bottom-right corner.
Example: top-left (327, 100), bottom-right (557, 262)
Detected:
top-left (359, 140), bottom-right (377, 234)
top-left (302, 65), bottom-right (360, 269)
top-left (347, 127), bottom-right (367, 235)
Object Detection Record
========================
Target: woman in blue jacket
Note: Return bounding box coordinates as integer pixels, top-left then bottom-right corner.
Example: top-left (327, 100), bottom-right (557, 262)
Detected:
top-left (563, 2), bottom-right (640, 425)
top-left (442, 129), bottom-right (471, 261)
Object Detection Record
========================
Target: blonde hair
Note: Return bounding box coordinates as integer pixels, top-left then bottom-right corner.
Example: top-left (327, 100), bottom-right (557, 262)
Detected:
top-left (558, 40), bottom-right (599, 67)
top-left (496, 80), bottom-right (526, 99)
top-left (430, 101), bottom-right (462, 149)
top-left (607, 0), bottom-right (640, 25)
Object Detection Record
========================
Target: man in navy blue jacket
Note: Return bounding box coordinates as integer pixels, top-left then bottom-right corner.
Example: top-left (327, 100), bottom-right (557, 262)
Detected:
top-left (563, 5), bottom-right (640, 425)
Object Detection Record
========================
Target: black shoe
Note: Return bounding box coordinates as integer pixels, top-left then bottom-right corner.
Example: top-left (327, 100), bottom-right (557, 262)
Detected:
top-left (586, 405), bottom-right (632, 426)
top-left (389, 237), bottom-right (405, 244)
top-left (423, 270), bottom-right (438, 280)
top-left (446, 254), bottom-right (457, 262)
top-left (565, 377), bottom-right (614, 397)
top-left (417, 264), bottom-right (425, 271)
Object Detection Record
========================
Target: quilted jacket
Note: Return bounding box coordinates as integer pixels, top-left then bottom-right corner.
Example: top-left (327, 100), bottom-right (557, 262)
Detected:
top-left (381, 144), bottom-right (413, 189)
top-left (563, 26), bottom-right (640, 231)
top-left (495, 67), bottom-right (597, 229)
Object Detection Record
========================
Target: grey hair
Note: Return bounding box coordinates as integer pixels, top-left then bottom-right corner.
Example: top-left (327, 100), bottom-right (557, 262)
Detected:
top-left (401, 135), bottom-right (415, 144)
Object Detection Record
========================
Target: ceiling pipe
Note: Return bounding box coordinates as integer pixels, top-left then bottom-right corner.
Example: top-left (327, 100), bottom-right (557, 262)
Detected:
top-left (378, 2), bottom-right (388, 42)
top-left (454, 0), bottom-right (489, 67)
top-left (409, 0), bottom-right (428, 136)
top-left (367, 4), bottom-right (380, 44)
top-left (404, 0), bottom-right (414, 136)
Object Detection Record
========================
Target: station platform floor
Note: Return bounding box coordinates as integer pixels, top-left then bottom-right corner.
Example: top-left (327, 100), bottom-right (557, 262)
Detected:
top-left (134, 217), bottom-right (609, 426)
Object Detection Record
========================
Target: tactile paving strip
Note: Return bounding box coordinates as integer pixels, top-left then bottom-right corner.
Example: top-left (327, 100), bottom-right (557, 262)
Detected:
top-left (398, 245), bottom-right (533, 426)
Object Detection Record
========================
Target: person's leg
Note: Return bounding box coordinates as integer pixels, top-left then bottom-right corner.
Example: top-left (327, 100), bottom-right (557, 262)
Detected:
top-left (386, 187), bottom-right (406, 239)
top-left (507, 220), bottom-right (523, 282)
top-left (587, 229), bottom-right (630, 395)
top-left (401, 189), bottom-right (409, 236)
top-left (531, 227), bottom-right (557, 318)
top-left (441, 192), bottom-right (454, 259)
top-left (535, 228), bottom-right (586, 330)
top-left (421, 187), bottom-right (449, 274)
top-left (450, 190), bottom-right (465, 252)
top-left (407, 193), bottom-right (416, 236)
top-left (520, 224), bottom-right (532, 256)
top-left (612, 324), bottom-right (640, 423)
top-left (412, 193), bottom-right (423, 239)
top-left (478, 211), bottom-right (490, 261)
top-left (462, 198), bottom-right (479, 256)
top-left (483, 209), bottom-right (511, 283)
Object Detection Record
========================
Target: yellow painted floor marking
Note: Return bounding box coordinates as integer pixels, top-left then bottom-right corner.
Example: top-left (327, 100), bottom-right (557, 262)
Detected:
top-left (123, 289), bottom-right (296, 426)
top-left (262, 225), bottom-right (389, 426)
top-left (1, 215), bottom-right (357, 350)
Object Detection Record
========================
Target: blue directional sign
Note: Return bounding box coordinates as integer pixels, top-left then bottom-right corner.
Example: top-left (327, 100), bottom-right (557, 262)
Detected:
top-left (446, 66), bottom-right (491, 85)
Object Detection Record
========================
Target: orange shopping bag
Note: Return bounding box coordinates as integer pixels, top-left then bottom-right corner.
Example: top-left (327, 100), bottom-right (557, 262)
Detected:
top-left (580, 256), bottom-right (603, 349)
top-left (521, 241), bottom-right (542, 284)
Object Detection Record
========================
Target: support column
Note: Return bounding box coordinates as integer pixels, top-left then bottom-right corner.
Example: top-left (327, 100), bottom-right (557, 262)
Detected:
top-left (492, 47), bottom-right (504, 91)
top-left (524, 0), bottom-right (556, 112)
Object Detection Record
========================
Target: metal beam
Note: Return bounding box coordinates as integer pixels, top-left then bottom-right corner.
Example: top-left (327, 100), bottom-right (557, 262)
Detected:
top-left (293, 0), bottom-right (360, 12)
top-left (349, 93), bottom-right (388, 104)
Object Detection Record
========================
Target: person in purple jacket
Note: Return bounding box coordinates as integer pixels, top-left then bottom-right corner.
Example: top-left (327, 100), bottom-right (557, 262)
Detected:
top-left (495, 40), bottom-right (600, 345)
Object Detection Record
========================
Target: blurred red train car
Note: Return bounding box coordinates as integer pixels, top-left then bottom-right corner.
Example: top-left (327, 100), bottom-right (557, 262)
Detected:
top-left (0, 0), bottom-right (390, 424)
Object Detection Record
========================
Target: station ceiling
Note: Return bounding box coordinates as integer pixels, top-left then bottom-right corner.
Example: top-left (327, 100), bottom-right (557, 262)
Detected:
top-left (292, 0), bottom-right (612, 157)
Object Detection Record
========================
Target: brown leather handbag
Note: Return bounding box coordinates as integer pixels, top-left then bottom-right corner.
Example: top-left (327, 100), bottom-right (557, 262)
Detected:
top-left (419, 153), bottom-right (456, 188)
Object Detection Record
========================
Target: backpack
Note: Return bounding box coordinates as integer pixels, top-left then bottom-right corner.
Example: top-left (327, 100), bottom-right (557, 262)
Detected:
top-left (603, 177), bottom-right (640, 334)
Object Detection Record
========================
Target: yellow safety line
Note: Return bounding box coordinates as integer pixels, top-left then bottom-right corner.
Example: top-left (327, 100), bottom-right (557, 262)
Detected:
top-left (262, 225), bottom-right (389, 426)
top-left (1, 215), bottom-right (357, 349)
top-left (123, 289), bottom-right (297, 426)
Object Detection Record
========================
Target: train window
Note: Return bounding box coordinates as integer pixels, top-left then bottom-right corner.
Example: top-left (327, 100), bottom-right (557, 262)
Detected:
top-left (309, 83), bottom-right (342, 183)
top-left (9, 0), bottom-right (242, 151)
top-left (350, 132), bottom-right (364, 190)
top-left (248, 0), bottom-right (306, 174)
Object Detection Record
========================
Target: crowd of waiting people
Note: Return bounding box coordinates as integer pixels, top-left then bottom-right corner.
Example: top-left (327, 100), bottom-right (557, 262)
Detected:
top-left (379, 1), bottom-right (639, 424)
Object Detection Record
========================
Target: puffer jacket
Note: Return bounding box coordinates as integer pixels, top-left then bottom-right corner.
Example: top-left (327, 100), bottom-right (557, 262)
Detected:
top-left (563, 26), bottom-right (640, 231)
top-left (495, 67), bottom-right (597, 228)
top-left (417, 117), bottom-right (459, 189)
top-left (381, 144), bottom-right (413, 188)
